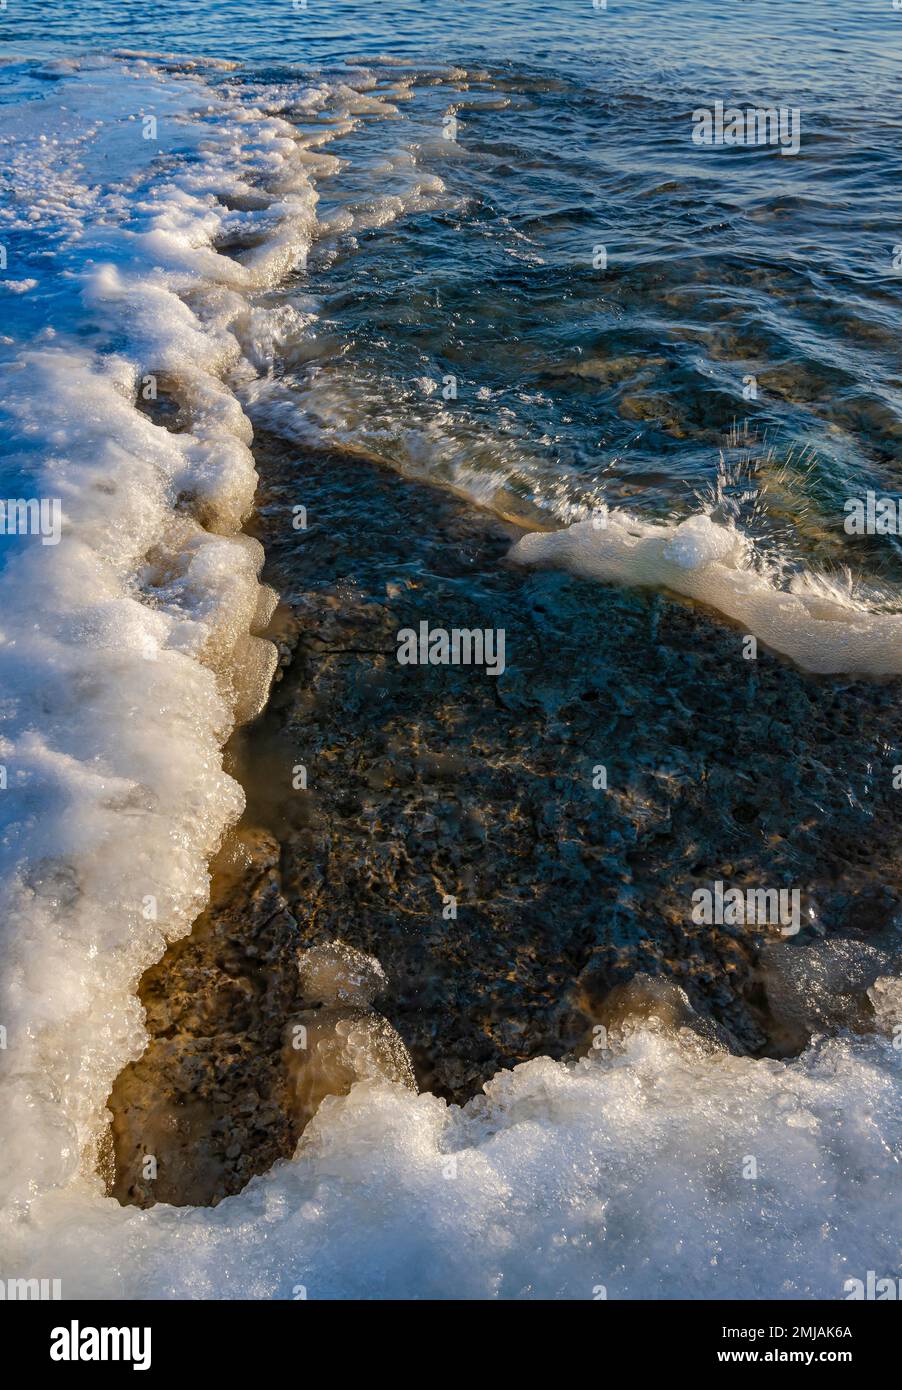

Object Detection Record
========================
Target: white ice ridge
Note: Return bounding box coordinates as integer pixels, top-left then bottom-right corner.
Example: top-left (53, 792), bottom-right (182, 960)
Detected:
top-left (0, 58), bottom-right (332, 1216)
top-left (511, 511), bottom-right (902, 676)
top-left (6, 1024), bottom-right (901, 1300)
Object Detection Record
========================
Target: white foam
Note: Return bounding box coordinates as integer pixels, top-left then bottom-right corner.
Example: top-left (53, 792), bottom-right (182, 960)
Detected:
top-left (0, 58), bottom-right (317, 1213)
top-left (511, 510), bottom-right (902, 675)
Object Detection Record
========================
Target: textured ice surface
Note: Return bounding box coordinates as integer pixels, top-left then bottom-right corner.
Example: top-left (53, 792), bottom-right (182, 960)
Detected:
top-left (0, 57), bottom-right (313, 1211)
top-left (298, 941), bottom-right (389, 1008)
top-left (6, 1026), bottom-right (902, 1300)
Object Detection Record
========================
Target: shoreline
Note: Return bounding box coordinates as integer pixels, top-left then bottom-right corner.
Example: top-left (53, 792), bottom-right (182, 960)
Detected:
top-left (2, 34), bottom-right (899, 1300)
top-left (106, 426), bottom-right (902, 1208)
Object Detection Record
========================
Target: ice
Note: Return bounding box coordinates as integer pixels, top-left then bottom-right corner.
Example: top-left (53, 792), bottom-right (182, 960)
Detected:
top-left (298, 941), bottom-right (389, 1008)
top-left (0, 57), bottom-right (314, 1218)
top-left (0, 53), bottom-right (899, 1304)
top-left (760, 939), bottom-right (892, 1047)
top-left (5, 1026), bottom-right (901, 1300)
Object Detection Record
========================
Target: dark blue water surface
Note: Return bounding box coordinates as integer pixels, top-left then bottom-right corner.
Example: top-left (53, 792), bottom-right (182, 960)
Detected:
top-left (3, 0), bottom-right (902, 580)
top-left (2, 0), bottom-right (899, 80)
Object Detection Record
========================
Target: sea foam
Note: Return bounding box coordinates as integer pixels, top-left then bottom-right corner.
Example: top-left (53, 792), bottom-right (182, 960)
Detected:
top-left (511, 511), bottom-right (902, 676)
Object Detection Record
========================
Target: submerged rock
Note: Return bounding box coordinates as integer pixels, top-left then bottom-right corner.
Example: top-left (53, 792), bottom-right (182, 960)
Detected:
top-left (105, 434), bottom-right (902, 1207)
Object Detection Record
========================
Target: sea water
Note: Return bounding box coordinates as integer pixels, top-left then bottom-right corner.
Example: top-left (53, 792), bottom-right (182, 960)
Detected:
top-left (0, 0), bottom-right (901, 1298)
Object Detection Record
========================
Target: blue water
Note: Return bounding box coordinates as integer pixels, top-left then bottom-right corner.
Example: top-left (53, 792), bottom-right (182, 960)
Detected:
top-left (3, 0), bottom-right (902, 579)
top-left (2, 0), bottom-right (900, 79)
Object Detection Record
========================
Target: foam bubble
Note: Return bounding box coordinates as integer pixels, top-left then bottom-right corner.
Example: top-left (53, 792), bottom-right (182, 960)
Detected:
top-left (511, 511), bottom-right (902, 675)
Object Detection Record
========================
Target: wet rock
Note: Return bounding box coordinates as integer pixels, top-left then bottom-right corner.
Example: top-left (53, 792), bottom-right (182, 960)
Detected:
top-left (106, 435), bottom-right (902, 1207)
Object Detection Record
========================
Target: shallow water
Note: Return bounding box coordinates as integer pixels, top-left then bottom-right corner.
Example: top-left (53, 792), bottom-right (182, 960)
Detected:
top-left (5, 1), bottom-right (902, 576)
top-left (1, 0), bottom-right (901, 1300)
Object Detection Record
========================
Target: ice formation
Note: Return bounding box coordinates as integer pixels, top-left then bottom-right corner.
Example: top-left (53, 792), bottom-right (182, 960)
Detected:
top-left (0, 54), bottom-right (899, 1303)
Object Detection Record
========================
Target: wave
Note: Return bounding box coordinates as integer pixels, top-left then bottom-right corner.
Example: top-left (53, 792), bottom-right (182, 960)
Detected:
top-left (511, 510), bottom-right (902, 676)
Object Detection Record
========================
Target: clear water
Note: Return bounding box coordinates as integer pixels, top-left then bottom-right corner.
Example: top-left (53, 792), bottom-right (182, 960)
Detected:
top-left (2, 0), bottom-right (902, 1301)
top-left (4, 0), bottom-right (902, 577)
